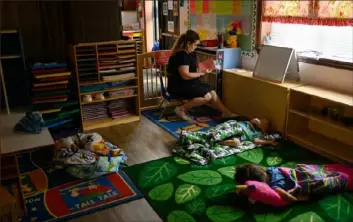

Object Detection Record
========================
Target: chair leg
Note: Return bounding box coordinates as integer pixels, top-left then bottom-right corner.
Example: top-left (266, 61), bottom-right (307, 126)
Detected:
top-left (158, 99), bottom-right (166, 111)
top-left (159, 106), bottom-right (168, 119)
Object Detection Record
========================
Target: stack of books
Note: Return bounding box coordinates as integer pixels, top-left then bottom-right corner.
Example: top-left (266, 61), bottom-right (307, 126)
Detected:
top-left (30, 62), bottom-right (80, 136)
top-left (107, 100), bottom-right (131, 119)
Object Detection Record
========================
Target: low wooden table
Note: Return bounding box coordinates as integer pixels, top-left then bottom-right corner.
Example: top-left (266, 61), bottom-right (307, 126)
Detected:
top-left (0, 113), bottom-right (55, 215)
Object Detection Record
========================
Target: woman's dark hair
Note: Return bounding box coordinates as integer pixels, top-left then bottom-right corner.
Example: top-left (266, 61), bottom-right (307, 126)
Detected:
top-left (171, 30), bottom-right (200, 55)
top-left (234, 164), bottom-right (268, 185)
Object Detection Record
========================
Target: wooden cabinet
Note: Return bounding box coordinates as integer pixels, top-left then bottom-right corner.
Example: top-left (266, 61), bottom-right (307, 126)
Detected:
top-left (122, 0), bottom-right (136, 11)
top-left (287, 85), bottom-right (353, 164)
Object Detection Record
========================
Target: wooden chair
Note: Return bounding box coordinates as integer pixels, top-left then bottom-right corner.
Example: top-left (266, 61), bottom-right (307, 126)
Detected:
top-left (0, 186), bottom-right (17, 222)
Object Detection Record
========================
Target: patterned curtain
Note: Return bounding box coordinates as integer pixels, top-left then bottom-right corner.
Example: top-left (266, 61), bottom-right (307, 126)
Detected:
top-left (262, 0), bottom-right (353, 26)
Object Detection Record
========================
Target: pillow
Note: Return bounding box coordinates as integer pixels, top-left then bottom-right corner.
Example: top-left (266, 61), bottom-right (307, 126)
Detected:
top-left (236, 181), bottom-right (288, 207)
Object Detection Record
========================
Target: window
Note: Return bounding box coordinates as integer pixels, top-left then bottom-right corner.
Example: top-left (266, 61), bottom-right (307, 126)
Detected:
top-left (258, 0), bottom-right (353, 69)
top-left (267, 23), bottom-right (353, 63)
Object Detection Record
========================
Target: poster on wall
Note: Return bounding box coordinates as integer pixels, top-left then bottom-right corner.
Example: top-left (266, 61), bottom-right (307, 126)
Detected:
top-left (168, 21), bottom-right (175, 33)
top-left (163, 2), bottom-right (168, 15)
top-left (168, 0), bottom-right (173, 10)
top-left (173, 1), bottom-right (178, 16)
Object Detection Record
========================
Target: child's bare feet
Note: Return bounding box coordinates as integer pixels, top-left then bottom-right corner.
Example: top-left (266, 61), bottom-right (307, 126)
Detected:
top-left (220, 138), bottom-right (241, 147)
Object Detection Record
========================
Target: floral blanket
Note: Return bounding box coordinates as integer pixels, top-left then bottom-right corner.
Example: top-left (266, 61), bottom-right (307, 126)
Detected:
top-left (173, 120), bottom-right (258, 165)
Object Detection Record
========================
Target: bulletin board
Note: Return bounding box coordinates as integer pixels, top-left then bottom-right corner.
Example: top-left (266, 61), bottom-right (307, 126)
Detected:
top-left (188, 0), bottom-right (257, 58)
top-left (160, 0), bottom-right (180, 35)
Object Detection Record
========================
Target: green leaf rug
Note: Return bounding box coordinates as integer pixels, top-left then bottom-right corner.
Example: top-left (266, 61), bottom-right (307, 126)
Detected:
top-left (124, 141), bottom-right (353, 222)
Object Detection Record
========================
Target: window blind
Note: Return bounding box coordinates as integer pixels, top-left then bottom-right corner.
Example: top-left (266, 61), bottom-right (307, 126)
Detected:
top-left (268, 23), bottom-right (353, 62)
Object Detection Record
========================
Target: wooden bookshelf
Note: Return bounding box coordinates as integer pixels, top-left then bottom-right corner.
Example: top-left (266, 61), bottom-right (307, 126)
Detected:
top-left (287, 85), bottom-right (353, 164)
top-left (0, 30), bottom-right (29, 114)
top-left (123, 30), bottom-right (146, 55)
top-left (83, 115), bottom-right (140, 131)
top-left (72, 40), bottom-right (141, 131)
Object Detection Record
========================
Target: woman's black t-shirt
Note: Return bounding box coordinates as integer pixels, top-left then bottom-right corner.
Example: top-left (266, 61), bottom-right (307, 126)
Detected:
top-left (167, 50), bottom-right (200, 91)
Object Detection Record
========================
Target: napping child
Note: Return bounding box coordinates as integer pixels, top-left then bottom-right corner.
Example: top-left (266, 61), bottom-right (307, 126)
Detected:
top-left (235, 163), bottom-right (353, 205)
top-left (174, 119), bottom-right (281, 165)
top-left (220, 118), bottom-right (281, 147)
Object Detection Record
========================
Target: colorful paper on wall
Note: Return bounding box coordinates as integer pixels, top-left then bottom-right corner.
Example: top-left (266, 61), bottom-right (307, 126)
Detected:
top-left (168, 21), bottom-right (174, 33)
top-left (196, 0), bottom-right (203, 14)
top-left (202, 0), bottom-right (209, 13)
top-left (215, 1), bottom-right (233, 15)
top-left (168, 0), bottom-right (173, 10)
top-left (173, 1), bottom-right (178, 16)
top-left (197, 28), bottom-right (209, 41)
top-left (189, 0), bottom-right (196, 14)
top-left (232, 0), bottom-right (242, 15)
top-left (202, 14), bottom-right (211, 28)
top-left (163, 2), bottom-right (168, 15)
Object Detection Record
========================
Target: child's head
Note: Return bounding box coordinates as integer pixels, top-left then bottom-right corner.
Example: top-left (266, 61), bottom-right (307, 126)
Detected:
top-left (234, 163), bottom-right (268, 185)
top-left (250, 118), bottom-right (271, 134)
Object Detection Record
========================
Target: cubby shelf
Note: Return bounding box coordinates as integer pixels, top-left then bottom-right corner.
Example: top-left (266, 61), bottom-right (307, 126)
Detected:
top-left (287, 85), bottom-right (353, 164)
top-left (73, 40), bottom-right (141, 131)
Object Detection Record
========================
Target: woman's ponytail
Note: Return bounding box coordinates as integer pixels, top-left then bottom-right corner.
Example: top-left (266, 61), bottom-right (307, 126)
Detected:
top-left (171, 33), bottom-right (187, 55)
top-left (170, 30), bottom-right (199, 55)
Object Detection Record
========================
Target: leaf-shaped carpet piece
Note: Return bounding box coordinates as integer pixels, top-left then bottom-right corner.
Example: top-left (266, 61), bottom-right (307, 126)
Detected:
top-left (255, 208), bottom-right (292, 222)
top-left (175, 184), bottom-right (201, 204)
top-left (217, 166), bottom-right (236, 179)
top-left (185, 198), bottom-right (206, 215)
top-left (167, 210), bottom-right (196, 222)
top-left (237, 149), bottom-right (264, 164)
top-left (206, 206), bottom-right (244, 222)
top-left (138, 161), bottom-right (178, 188)
top-left (177, 170), bottom-right (222, 186)
top-left (288, 211), bottom-right (324, 222)
top-left (148, 183), bottom-right (174, 201)
top-left (319, 194), bottom-right (353, 222)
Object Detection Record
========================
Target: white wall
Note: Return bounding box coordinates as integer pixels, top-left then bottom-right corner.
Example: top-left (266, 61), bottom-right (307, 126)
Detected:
top-left (242, 55), bottom-right (353, 94)
top-left (121, 11), bottom-right (138, 26)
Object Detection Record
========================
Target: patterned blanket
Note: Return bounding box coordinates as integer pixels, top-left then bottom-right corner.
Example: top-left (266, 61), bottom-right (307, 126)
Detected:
top-left (173, 121), bottom-right (258, 165)
top-left (280, 164), bottom-right (353, 195)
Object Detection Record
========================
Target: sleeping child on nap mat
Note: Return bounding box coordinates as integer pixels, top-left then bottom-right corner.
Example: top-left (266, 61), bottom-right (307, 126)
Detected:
top-left (174, 119), bottom-right (281, 165)
top-left (235, 163), bottom-right (353, 204)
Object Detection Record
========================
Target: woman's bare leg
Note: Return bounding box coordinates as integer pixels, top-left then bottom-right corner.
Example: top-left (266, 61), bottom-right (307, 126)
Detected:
top-left (208, 90), bottom-right (232, 114)
top-left (181, 94), bottom-right (211, 110)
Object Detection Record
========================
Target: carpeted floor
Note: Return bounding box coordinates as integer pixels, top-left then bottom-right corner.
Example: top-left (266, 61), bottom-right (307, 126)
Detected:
top-left (143, 106), bottom-right (220, 138)
top-left (17, 150), bottom-right (142, 221)
top-left (124, 141), bottom-right (353, 222)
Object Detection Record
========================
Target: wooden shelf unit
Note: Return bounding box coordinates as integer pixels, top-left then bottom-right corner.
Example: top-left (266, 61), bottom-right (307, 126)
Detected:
top-left (0, 29), bottom-right (29, 114)
top-left (72, 40), bottom-right (141, 131)
top-left (287, 85), bottom-right (353, 164)
top-left (123, 30), bottom-right (145, 54)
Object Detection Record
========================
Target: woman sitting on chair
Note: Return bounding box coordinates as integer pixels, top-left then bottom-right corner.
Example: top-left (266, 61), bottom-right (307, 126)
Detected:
top-left (167, 30), bottom-right (236, 120)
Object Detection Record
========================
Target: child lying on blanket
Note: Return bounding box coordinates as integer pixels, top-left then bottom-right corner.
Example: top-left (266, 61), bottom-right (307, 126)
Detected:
top-left (234, 163), bottom-right (353, 204)
top-left (174, 119), bottom-right (281, 165)
top-left (219, 118), bottom-right (281, 147)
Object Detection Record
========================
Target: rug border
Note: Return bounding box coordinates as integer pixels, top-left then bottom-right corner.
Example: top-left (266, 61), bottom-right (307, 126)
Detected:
top-left (143, 110), bottom-right (179, 139)
top-left (27, 170), bottom-right (144, 222)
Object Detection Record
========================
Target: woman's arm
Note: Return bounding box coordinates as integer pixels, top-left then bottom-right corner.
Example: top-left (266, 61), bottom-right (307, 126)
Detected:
top-left (178, 65), bottom-right (205, 80)
top-left (274, 188), bottom-right (298, 203)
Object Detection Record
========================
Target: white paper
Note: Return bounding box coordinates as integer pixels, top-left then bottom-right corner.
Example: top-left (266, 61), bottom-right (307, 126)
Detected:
top-left (163, 2), bottom-right (168, 15)
top-left (168, 21), bottom-right (174, 33)
top-left (168, 0), bottom-right (173, 10)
